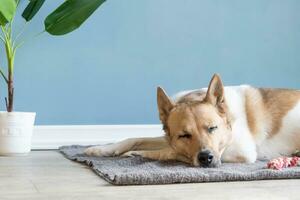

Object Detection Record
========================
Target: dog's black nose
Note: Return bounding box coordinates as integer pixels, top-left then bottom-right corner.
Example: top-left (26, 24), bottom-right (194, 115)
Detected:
top-left (198, 150), bottom-right (214, 166)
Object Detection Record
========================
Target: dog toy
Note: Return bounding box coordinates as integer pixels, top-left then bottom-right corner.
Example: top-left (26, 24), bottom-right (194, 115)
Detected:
top-left (267, 156), bottom-right (300, 170)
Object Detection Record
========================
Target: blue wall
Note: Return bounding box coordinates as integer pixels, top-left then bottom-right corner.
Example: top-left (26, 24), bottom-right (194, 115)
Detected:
top-left (1, 0), bottom-right (300, 125)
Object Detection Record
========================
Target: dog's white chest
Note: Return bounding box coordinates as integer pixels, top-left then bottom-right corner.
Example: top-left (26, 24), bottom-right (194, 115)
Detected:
top-left (221, 119), bottom-right (257, 163)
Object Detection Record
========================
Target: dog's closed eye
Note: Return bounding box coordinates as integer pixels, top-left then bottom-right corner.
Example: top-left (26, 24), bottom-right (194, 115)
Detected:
top-left (208, 126), bottom-right (218, 134)
top-left (178, 132), bottom-right (192, 139)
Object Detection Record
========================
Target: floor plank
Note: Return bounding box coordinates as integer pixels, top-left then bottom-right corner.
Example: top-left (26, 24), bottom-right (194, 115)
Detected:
top-left (0, 151), bottom-right (299, 199)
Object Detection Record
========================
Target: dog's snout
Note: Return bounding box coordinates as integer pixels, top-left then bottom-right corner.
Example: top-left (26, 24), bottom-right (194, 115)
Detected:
top-left (197, 150), bottom-right (214, 166)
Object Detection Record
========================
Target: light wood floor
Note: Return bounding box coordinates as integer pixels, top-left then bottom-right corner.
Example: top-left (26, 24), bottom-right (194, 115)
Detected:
top-left (0, 151), bottom-right (299, 200)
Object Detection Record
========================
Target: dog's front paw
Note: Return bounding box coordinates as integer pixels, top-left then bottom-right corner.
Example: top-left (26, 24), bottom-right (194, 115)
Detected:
top-left (84, 145), bottom-right (121, 157)
top-left (84, 146), bottom-right (104, 156)
top-left (121, 151), bottom-right (144, 158)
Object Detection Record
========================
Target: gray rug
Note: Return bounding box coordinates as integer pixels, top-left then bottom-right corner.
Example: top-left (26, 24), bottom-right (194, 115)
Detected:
top-left (59, 145), bottom-right (300, 185)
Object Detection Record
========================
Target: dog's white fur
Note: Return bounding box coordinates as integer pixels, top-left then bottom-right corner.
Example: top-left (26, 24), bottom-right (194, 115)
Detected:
top-left (85, 84), bottom-right (300, 164)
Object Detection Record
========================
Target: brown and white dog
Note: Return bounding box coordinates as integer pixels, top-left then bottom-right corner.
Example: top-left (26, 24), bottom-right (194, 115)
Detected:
top-left (85, 74), bottom-right (300, 167)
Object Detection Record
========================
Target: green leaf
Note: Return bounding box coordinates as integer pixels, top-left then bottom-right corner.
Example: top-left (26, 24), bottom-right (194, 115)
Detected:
top-left (44, 0), bottom-right (106, 36)
top-left (0, 0), bottom-right (17, 25)
top-left (22, 0), bottom-right (45, 22)
top-left (0, 13), bottom-right (9, 26)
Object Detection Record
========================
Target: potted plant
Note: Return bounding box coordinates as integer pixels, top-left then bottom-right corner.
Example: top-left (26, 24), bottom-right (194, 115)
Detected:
top-left (0, 0), bottom-right (106, 155)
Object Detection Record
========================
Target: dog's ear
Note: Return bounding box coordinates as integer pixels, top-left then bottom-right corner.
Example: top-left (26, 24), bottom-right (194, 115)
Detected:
top-left (205, 74), bottom-right (226, 112)
top-left (157, 87), bottom-right (174, 125)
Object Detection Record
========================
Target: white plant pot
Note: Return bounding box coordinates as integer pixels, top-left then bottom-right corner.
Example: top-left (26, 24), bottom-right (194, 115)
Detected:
top-left (0, 112), bottom-right (36, 156)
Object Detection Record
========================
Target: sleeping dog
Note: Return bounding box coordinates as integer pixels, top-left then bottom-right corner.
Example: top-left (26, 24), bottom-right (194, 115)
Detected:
top-left (85, 74), bottom-right (300, 167)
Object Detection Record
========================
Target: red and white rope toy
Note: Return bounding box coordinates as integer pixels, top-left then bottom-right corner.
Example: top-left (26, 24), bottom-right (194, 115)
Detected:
top-left (267, 156), bottom-right (300, 170)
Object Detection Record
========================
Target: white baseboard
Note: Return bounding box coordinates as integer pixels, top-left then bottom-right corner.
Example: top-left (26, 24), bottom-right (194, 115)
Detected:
top-left (32, 125), bottom-right (163, 150)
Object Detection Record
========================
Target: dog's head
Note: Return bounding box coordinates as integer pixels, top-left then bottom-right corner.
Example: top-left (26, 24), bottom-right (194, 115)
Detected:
top-left (157, 74), bottom-right (233, 167)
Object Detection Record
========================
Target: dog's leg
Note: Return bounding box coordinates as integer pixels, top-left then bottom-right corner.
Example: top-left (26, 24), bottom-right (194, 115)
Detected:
top-left (222, 153), bottom-right (257, 163)
top-left (122, 147), bottom-right (190, 164)
top-left (84, 137), bottom-right (168, 157)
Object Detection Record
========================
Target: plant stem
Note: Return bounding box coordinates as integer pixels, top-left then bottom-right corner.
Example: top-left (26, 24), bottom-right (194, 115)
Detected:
top-left (14, 30), bottom-right (45, 51)
top-left (1, 25), bottom-right (15, 112)
top-left (7, 54), bottom-right (14, 112)
top-left (13, 22), bottom-right (27, 48)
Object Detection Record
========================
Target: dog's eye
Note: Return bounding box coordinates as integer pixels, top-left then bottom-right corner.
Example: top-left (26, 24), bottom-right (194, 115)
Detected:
top-left (208, 126), bottom-right (218, 133)
top-left (178, 133), bottom-right (192, 139)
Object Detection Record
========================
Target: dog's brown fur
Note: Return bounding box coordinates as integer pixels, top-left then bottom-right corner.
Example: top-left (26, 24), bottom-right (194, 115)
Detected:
top-left (259, 88), bottom-right (300, 137)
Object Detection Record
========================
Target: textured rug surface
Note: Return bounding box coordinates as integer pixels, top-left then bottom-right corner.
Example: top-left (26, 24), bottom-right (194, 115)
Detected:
top-left (59, 145), bottom-right (300, 185)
